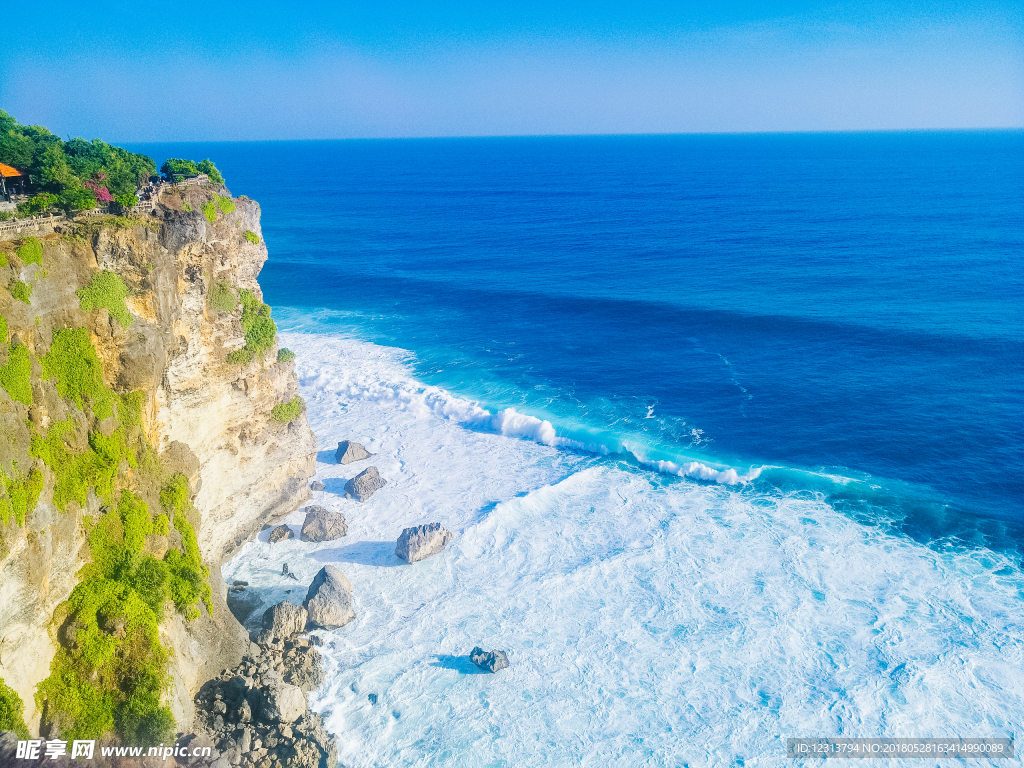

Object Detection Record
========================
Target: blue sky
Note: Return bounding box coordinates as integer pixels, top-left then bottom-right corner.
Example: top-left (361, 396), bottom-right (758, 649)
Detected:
top-left (1, 0), bottom-right (1021, 140)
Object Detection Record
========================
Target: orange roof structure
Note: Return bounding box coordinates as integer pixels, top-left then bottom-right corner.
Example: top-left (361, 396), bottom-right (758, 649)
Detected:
top-left (0, 163), bottom-right (23, 178)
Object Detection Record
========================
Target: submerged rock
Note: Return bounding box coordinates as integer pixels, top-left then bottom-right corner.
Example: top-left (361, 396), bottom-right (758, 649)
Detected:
top-left (336, 440), bottom-right (371, 465)
top-left (301, 505), bottom-right (348, 542)
top-left (470, 646), bottom-right (510, 673)
top-left (304, 565), bottom-right (355, 629)
top-left (259, 601), bottom-right (308, 642)
top-left (396, 523), bottom-right (455, 563)
top-left (268, 524), bottom-right (293, 543)
top-left (311, 479), bottom-right (325, 492)
top-left (345, 466), bottom-right (387, 502)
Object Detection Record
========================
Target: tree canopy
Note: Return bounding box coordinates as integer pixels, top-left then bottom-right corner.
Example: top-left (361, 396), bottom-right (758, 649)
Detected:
top-left (0, 110), bottom-right (156, 213)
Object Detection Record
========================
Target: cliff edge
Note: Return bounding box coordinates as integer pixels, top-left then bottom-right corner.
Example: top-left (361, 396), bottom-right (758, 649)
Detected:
top-left (0, 179), bottom-right (317, 743)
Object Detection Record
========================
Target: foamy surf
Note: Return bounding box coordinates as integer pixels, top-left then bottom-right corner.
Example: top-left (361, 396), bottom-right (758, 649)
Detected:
top-left (222, 330), bottom-right (1023, 767)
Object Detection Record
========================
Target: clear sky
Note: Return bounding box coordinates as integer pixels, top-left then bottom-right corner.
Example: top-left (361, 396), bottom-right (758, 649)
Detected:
top-left (1, 0), bottom-right (1021, 140)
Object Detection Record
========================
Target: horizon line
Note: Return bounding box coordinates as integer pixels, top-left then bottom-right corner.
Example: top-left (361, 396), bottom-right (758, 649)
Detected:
top-left (117, 126), bottom-right (1024, 145)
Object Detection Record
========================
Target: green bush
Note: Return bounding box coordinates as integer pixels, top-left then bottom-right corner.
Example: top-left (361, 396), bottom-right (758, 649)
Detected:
top-left (0, 315), bottom-right (6, 341)
top-left (271, 396), bottom-right (304, 424)
top-left (16, 193), bottom-right (58, 217)
top-left (182, 202), bottom-right (192, 213)
top-left (201, 201), bottom-right (216, 223)
top-left (0, 342), bottom-right (33, 405)
top-left (277, 348), bottom-right (296, 363)
top-left (239, 289), bottom-right (277, 356)
top-left (77, 270), bottom-right (132, 327)
top-left (196, 159), bottom-right (224, 185)
top-left (114, 193), bottom-right (138, 208)
top-left (9, 279), bottom-right (31, 304)
top-left (244, 230), bottom-right (260, 244)
top-left (215, 195), bottom-right (235, 215)
top-left (152, 513), bottom-right (169, 536)
top-left (209, 281), bottom-right (237, 312)
top-left (16, 237), bottom-right (42, 266)
top-left (0, 211), bottom-right (13, 221)
top-left (59, 186), bottom-right (98, 213)
top-left (226, 348), bottom-right (253, 366)
top-left (0, 252), bottom-right (8, 267)
top-left (0, 677), bottom-right (30, 739)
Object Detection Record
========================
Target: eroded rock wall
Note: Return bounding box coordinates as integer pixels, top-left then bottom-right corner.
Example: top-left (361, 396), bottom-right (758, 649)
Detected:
top-left (0, 183), bottom-right (317, 735)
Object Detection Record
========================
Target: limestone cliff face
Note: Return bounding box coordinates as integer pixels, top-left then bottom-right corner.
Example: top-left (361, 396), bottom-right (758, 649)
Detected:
top-left (0, 182), bottom-right (317, 735)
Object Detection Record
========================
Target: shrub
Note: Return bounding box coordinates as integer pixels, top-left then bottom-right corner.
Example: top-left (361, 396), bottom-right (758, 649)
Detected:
top-left (0, 677), bottom-right (30, 739)
top-left (58, 186), bottom-right (98, 213)
top-left (16, 193), bottom-right (57, 216)
top-left (201, 201), bottom-right (216, 223)
top-left (0, 212), bottom-right (13, 221)
top-left (244, 230), bottom-right (260, 244)
top-left (0, 252), bottom-right (7, 267)
top-left (152, 513), bottom-right (169, 536)
top-left (239, 289), bottom-right (277, 356)
top-left (0, 466), bottom-right (44, 527)
top-left (114, 193), bottom-right (138, 208)
top-left (277, 348), bottom-right (296, 363)
top-left (16, 237), bottom-right (42, 266)
top-left (209, 281), bottom-right (237, 313)
top-left (215, 195), bottom-right (235, 215)
top-left (77, 270), bottom-right (131, 327)
top-left (0, 342), bottom-right (33, 405)
top-left (196, 159), bottom-right (224, 185)
top-left (271, 396), bottom-right (304, 424)
top-left (9, 279), bottom-right (31, 304)
top-left (226, 349), bottom-right (252, 366)
top-left (182, 202), bottom-right (192, 213)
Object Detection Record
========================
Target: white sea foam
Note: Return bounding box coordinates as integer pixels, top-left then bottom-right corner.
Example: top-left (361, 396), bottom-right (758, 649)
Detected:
top-left (224, 331), bottom-right (1024, 767)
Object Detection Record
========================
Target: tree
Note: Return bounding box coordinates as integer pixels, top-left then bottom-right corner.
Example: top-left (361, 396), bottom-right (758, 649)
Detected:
top-left (196, 159), bottom-right (225, 186)
top-left (160, 159), bottom-right (198, 182)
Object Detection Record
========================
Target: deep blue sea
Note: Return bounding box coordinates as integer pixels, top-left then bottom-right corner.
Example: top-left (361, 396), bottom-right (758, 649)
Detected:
top-left (132, 133), bottom-right (1024, 766)
top-left (134, 132), bottom-right (1023, 552)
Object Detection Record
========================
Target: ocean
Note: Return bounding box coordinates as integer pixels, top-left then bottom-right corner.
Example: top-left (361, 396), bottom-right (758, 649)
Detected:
top-left (131, 132), bottom-right (1024, 767)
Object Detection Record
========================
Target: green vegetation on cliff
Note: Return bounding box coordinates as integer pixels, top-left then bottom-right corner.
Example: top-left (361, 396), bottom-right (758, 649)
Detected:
top-left (30, 328), bottom-right (215, 745)
top-left (209, 281), bottom-right (237, 313)
top-left (240, 288), bottom-right (277, 355)
top-left (160, 158), bottom-right (224, 186)
top-left (0, 110), bottom-right (155, 214)
top-left (244, 230), bottom-right (260, 244)
top-left (16, 237), bottom-right (43, 266)
top-left (76, 270), bottom-right (132, 328)
top-left (277, 348), bottom-right (296, 363)
top-left (37, 491), bottom-right (176, 743)
top-left (9, 279), bottom-right (32, 304)
top-left (271, 396), bottom-right (305, 424)
top-left (0, 678), bottom-right (30, 739)
top-left (0, 341), bottom-right (33, 405)
top-left (0, 466), bottom-right (44, 527)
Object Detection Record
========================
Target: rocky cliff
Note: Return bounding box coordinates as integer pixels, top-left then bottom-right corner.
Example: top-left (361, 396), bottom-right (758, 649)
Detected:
top-left (0, 181), bottom-right (317, 743)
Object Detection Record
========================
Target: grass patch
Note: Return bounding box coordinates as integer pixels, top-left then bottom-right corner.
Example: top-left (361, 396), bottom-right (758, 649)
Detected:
top-left (216, 195), bottom-right (235, 215)
top-left (0, 677), bottom-right (30, 739)
top-left (244, 230), bottom-right (260, 244)
top-left (77, 270), bottom-right (131, 328)
top-left (9, 279), bottom-right (31, 304)
top-left (271, 396), bottom-right (305, 424)
top-left (0, 342), bottom-right (33, 405)
top-left (226, 349), bottom-right (252, 366)
top-left (277, 347), bottom-right (296, 363)
top-left (201, 201), bottom-right (216, 223)
top-left (209, 281), bottom-right (237, 313)
top-left (16, 237), bottom-right (42, 266)
top-left (182, 203), bottom-right (192, 213)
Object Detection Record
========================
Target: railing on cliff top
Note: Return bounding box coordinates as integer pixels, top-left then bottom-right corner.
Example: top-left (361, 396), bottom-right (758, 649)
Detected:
top-left (0, 174), bottom-right (214, 238)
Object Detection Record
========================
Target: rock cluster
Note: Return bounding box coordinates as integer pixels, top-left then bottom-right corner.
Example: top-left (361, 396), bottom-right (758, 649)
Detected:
top-left (189, 632), bottom-right (336, 768)
top-left (300, 506), bottom-right (347, 542)
top-left (335, 440), bottom-right (371, 465)
top-left (396, 523), bottom-right (455, 563)
top-left (470, 647), bottom-right (510, 673)
top-left (344, 466), bottom-right (387, 502)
